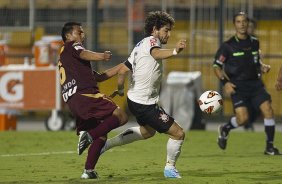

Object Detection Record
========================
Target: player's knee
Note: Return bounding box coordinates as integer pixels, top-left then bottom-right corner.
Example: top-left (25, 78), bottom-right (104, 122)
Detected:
top-left (172, 128), bottom-right (185, 140)
top-left (142, 130), bottom-right (156, 139)
top-left (237, 115), bottom-right (249, 125)
top-left (140, 126), bottom-right (156, 139)
top-left (119, 113), bottom-right (128, 126)
top-left (260, 101), bottom-right (274, 118)
top-left (237, 118), bottom-right (248, 125)
top-left (177, 129), bottom-right (185, 140)
top-left (113, 108), bottom-right (128, 126)
top-left (262, 107), bottom-right (273, 118)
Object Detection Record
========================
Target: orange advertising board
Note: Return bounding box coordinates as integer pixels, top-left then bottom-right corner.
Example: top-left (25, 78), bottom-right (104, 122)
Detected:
top-left (0, 66), bottom-right (58, 110)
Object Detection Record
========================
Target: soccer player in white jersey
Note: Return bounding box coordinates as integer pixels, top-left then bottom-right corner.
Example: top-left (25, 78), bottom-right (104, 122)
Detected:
top-left (101, 11), bottom-right (187, 178)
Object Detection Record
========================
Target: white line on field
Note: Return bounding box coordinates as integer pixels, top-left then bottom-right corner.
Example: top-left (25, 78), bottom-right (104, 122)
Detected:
top-left (0, 151), bottom-right (75, 157)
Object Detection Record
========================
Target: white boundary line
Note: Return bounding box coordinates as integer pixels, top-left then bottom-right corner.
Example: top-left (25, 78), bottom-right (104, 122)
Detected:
top-left (0, 151), bottom-right (75, 157)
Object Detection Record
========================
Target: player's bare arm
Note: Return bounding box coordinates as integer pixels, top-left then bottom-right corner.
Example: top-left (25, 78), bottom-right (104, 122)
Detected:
top-left (109, 63), bottom-right (130, 98)
top-left (80, 50), bottom-right (112, 61)
top-left (260, 62), bottom-right (271, 73)
top-left (151, 39), bottom-right (186, 60)
top-left (213, 66), bottom-right (236, 96)
top-left (117, 64), bottom-right (130, 95)
top-left (94, 63), bottom-right (125, 82)
top-left (275, 65), bottom-right (282, 90)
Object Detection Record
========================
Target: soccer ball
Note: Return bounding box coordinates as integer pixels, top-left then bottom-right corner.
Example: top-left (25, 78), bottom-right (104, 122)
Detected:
top-left (198, 90), bottom-right (223, 114)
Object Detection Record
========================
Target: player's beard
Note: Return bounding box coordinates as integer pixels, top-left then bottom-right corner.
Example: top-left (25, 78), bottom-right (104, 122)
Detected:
top-left (80, 38), bottom-right (85, 44)
top-left (160, 37), bottom-right (168, 44)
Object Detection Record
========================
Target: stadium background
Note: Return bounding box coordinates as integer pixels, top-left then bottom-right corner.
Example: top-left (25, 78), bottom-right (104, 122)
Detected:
top-left (0, 0), bottom-right (281, 125)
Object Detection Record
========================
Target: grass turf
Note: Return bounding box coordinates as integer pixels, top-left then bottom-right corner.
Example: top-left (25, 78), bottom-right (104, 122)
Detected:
top-left (0, 130), bottom-right (281, 184)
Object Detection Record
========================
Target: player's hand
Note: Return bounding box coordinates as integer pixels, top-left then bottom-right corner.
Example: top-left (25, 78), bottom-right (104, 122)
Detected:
top-left (261, 63), bottom-right (271, 73)
top-left (175, 39), bottom-right (187, 54)
top-left (275, 80), bottom-right (282, 91)
top-left (223, 82), bottom-right (236, 96)
top-left (104, 51), bottom-right (112, 61)
top-left (109, 90), bottom-right (118, 98)
top-left (109, 89), bottom-right (124, 98)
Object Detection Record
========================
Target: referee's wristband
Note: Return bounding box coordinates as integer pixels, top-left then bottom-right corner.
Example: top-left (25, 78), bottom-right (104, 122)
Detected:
top-left (220, 77), bottom-right (229, 86)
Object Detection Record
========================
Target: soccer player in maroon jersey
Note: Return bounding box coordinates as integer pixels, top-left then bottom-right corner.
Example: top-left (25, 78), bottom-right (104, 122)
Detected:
top-left (59, 22), bottom-right (128, 179)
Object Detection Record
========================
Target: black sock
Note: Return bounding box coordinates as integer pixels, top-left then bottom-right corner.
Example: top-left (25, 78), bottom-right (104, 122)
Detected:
top-left (265, 125), bottom-right (275, 148)
top-left (222, 120), bottom-right (236, 136)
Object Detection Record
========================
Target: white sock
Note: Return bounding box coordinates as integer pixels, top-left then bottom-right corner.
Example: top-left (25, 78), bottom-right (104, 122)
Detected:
top-left (230, 116), bottom-right (238, 128)
top-left (264, 118), bottom-right (275, 126)
top-left (166, 138), bottom-right (184, 168)
top-left (101, 127), bottom-right (144, 153)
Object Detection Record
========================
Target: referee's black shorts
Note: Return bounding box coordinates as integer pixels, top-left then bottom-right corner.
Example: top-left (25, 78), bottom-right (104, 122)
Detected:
top-left (231, 80), bottom-right (271, 110)
top-left (127, 97), bottom-right (174, 133)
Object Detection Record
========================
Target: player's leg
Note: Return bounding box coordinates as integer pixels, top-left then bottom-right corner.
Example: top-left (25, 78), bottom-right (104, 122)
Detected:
top-left (80, 107), bottom-right (129, 179)
top-left (259, 100), bottom-right (280, 155)
top-left (217, 106), bottom-right (249, 150)
top-left (217, 89), bottom-right (251, 150)
top-left (101, 98), bottom-right (157, 153)
top-left (81, 135), bottom-right (107, 179)
top-left (77, 95), bottom-right (128, 155)
top-left (244, 103), bottom-right (257, 131)
top-left (101, 125), bottom-right (156, 154)
top-left (87, 107), bottom-right (128, 139)
top-left (141, 104), bottom-right (185, 178)
top-left (164, 122), bottom-right (185, 178)
top-left (78, 107), bottom-right (127, 155)
top-left (252, 85), bottom-right (280, 155)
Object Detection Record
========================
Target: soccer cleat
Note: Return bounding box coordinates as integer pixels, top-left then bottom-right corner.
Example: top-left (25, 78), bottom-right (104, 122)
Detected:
top-left (77, 131), bottom-right (93, 155)
top-left (217, 125), bottom-right (228, 150)
top-left (264, 147), bottom-right (281, 155)
top-left (164, 167), bottom-right (182, 178)
top-left (81, 169), bottom-right (99, 179)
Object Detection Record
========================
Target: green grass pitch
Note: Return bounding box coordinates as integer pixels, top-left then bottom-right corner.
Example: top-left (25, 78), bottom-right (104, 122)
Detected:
top-left (0, 130), bottom-right (281, 184)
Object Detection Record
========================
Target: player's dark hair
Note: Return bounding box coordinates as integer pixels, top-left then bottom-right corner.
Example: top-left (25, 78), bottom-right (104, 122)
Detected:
top-left (233, 11), bottom-right (249, 24)
top-left (144, 11), bottom-right (175, 37)
top-left (61, 22), bottom-right (81, 42)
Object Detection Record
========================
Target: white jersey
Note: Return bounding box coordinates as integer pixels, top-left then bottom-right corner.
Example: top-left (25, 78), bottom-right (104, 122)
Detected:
top-left (126, 36), bottom-right (163, 105)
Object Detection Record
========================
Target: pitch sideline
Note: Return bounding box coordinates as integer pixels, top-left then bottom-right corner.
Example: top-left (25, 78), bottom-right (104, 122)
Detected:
top-left (0, 151), bottom-right (75, 157)
top-left (0, 148), bottom-right (128, 157)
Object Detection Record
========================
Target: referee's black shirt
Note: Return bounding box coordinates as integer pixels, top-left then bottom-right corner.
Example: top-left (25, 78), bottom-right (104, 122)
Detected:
top-left (213, 35), bottom-right (261, 81)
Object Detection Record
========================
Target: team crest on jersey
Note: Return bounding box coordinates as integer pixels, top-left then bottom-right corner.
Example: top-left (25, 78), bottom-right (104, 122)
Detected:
top-left (219, 55), bottom-right (226, 62)
top-left (159, 112), bottom-right (169, 123)
top-left (150, 38), bottom-right (157, 46)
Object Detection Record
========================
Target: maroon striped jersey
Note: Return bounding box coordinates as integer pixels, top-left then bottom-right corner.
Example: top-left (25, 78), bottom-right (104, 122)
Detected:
top-left (58, 41), bottom-right (99, 102)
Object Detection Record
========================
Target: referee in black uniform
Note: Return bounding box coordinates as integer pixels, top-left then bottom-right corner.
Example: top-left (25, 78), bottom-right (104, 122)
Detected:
top-left (213, 12), bottom-right (280, 155)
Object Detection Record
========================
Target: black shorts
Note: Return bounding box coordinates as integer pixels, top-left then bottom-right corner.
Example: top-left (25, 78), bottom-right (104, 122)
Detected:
top-left (231, 80), bottom-right (271, 110)
top-left (127, 97), bottom-right (174, 133)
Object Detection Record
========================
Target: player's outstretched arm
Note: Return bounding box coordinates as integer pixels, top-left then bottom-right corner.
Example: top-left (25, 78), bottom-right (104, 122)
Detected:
top-left (151, 39), bottom-right (186, 60)
top-left (108, 63), bottom-right (130, 98)
top-left (94, 63), bottom-right (125, 82)
top-left (80, 50), bottom-right (112, 61)
top-left (116, 63), bottom-right (130, 96)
